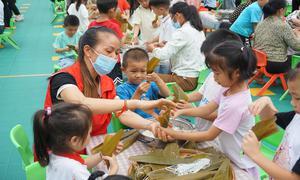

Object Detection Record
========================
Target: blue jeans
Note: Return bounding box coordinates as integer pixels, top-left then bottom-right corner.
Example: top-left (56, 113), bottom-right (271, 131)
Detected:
top-left (57, 57), bottom-right (75, 68)
top-left (154, 62), bottom-right (171, 74)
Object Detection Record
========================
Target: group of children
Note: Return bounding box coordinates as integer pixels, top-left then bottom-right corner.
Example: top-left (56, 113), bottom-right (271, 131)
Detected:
top-left (35, 0), bottom-right (300, 179)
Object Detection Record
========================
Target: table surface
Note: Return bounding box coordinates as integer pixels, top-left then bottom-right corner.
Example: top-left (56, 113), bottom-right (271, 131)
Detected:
top-left (86, 134), bottom-right (255, 180)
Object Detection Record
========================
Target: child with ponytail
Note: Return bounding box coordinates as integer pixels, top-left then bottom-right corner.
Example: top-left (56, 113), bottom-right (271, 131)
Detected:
top-left (34, 102), bottom-right (118, 180)
top-left (161, 40), bottom-right (260, 179)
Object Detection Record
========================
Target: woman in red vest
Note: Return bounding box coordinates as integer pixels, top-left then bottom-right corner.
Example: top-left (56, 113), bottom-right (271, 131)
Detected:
top-left (44, 26), bottom-right (174, 137)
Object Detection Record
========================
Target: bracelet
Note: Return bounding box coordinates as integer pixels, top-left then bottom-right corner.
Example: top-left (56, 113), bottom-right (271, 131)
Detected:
top-left (115, 100), bottom-right (128, 118)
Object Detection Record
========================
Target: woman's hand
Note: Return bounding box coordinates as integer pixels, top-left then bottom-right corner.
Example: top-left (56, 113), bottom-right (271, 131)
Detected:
top-left (249, 96), bottom-right (278, 116)
top-left (103, 155), bottom-right (119, 175)
top-left (171, 108), bottom-right (184, 119)
top-left (138, 98), bottom-right (176, 111)
top-left (156, 127), bottom-right (176, 142)
top-left (242, 130), bottom-right (261, 159)
top-left (115, 142), bottom-right (124, 154)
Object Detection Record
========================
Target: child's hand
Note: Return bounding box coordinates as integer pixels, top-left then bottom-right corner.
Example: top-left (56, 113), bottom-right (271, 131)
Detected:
top-left (176, 100), bottom-right (192, 109)
top-left (115, 142), bottom-right (124, 154)
top-left (103, 155), bottom-right (119, 175)
top-left (242, 130), bottom-right (261, 159)
top-left (171, 109), bottom-right (183, 119)
top-left (121, 13), bottom-right (129, 20)
top-left (146, 72), bottom-right (161, 83)
top-left (136, 82), bottom-right (150, 95)
top-left (131, 37), bottom-right (139, 45)
top-left (249, 97), bottom-right (278, 116)
top-left (156, 126), bottom-right (176, 142)
top-left (159, 126), bottom-right (180, 140)
top-left (152, 19), bottom-right (160, 28)
top-left (146, 43), bottom-right (157, 52)
top-left (64, 46), bottom-right (71, 52)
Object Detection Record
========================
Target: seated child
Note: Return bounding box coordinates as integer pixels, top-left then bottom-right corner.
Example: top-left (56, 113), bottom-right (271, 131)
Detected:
top-left (161, 41), bottom-right (259, 179)
top-left (88, 0), bottom-right (123, 85)
top-left (33, 103), bottom-right (118, 179)
top-left (176, 29), bottom-right (242, 132)
top-left (148, 0), bottom-right (176, 74)
top-left (131, 0), bottom-right (158, 44)
top-left (88, 0), bottom-right (123, 39)
top-left (242, 64), bottom-right (300, 180)
top-left (53, 15), bottom-right (82, 68)
top-left (117, 47), bottom-right (170, 119)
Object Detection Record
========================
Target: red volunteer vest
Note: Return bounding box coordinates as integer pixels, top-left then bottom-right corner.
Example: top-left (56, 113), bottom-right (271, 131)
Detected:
top-left (44, 61), bottom-right (116, 136)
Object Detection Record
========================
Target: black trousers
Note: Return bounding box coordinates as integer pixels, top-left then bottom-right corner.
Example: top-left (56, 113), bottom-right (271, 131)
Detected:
top-left (266, 56), bottom-right (292, 74)
top-left (1, 0), bottom-right (12, 27)
top-left (7, 0), bottom-right (21, 15)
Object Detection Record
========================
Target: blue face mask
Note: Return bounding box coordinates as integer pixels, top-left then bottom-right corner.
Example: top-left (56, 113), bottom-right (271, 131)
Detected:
top-left (172, 21), bottom-right (181, 29)
top-left (91, 50), bottom-right (117, 75)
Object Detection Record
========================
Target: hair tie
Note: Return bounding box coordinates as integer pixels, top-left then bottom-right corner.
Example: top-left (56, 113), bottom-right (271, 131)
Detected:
top-left (43, 107), bottom-right (52, 122)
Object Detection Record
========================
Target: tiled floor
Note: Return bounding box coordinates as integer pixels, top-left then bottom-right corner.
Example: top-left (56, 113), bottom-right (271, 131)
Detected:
top-left (0, 0), bottom-right (294, 179)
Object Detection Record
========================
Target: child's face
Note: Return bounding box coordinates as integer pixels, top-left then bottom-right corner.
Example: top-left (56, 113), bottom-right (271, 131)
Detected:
top-left (211, 66), bottom-right (239, 88)
top-left (138, 0), bottom-right (149, 8)
top-left (65, 26), bottom-right (79, 37)
top-left (123, 60), bottom-right (147, 84)
top-left (151, 6), bottom-right (166, 16)
top-left (288, 79), bottom-right (300, 113)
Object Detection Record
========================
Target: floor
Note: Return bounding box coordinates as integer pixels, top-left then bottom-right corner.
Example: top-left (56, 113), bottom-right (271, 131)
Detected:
top-left (0, 0), bottom-right (294, 179)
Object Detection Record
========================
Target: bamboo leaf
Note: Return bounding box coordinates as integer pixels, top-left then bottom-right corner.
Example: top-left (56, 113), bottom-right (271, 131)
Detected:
top-left (147, 57), bottom-right (160, 74)
top-left (252, 118), bottom-right (278, 141)
top-left (172, 83), bottom-right (189, 103)
top-left (157, 108), bottom-right (171, 128)
top-left (91, 129), bottom-right (124, 156)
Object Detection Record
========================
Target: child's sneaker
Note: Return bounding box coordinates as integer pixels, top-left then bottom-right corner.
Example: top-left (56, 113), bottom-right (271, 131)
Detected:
top-left (15, 15), bottom-right (24, 22)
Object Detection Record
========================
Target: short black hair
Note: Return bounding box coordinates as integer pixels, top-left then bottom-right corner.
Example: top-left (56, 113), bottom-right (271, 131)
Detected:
top-left (64, 15), bottom-right (80, 27)
top-left (97, 0), bottom-right (118, 13)
top-left (149, 0), bottom-right (170, 8)
top-left (201, 29), bottom-right (241, 55)
top-left (122, 47), bottom-right (149, 68)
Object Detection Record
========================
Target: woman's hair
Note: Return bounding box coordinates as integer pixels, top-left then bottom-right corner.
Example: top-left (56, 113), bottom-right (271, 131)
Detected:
top-left (122, 47), bottom-right (149, 68)
top-left (129, 0), bottom-right (140, 16)
top-left (78, 26), bottom-right (118, 98)
top-left (34, 103), bottom-right (92, 167)
top-left (205, 40), bottom-right (257, 82)
top-left (263, 0), bottom-right (287, 18)
top-left (169, 2), bottom-right (203, 32)
top-left (288, 62), bottom-right (300, 81)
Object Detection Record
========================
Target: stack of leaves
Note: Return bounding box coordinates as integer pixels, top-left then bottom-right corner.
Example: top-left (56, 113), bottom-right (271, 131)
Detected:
top-left (91, 129), bottom-right (124, 156)
top-left (157, 107), bottom-right (171, 128)
top-left (147, 57), bottom-right (160, 74)
top-left (172, 83), bottom-right (189, 103)
top-left (128, 143), bottom-right (234, 180)
top-left (252, 118), bottom-right (279, 141)
top-left (121, 130), bottom-right (140, 152)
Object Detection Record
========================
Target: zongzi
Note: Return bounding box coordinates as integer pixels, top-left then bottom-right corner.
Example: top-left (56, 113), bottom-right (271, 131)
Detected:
top-left (252, 118), bottom-right (278, 141)
top-left (157, 108), bottom-right (171, 128)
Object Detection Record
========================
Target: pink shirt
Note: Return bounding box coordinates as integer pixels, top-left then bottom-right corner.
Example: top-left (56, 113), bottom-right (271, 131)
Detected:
top-left (213, 88), bottom-right (256, 169)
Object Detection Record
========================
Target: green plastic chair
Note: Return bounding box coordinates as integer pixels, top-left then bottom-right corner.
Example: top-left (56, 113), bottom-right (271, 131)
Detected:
top-left (285, 4), bottom-right (293, 17)
top-left (279, 55), bottom-right (300, 101)
top-left (51, 1), bottom-right (67, 24)
top-left (0, 18), bottom-right (20, 49)
top-left (111, 113), bottom-right (129, 132)
top-left (25, 162), bottom-right (46, 180)
top-left (10, 124), bottom-right (34, 168)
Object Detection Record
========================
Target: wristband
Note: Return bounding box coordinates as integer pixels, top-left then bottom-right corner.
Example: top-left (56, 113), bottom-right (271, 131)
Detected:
top-left (116, 100), bottom-right (128, 118)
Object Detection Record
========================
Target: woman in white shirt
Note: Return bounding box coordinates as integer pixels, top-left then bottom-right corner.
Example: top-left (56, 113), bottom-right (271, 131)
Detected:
top-left (68, 0), bottom-right (89, 33)
top-left (146, 2), bottom-right (206, 91)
